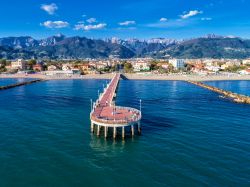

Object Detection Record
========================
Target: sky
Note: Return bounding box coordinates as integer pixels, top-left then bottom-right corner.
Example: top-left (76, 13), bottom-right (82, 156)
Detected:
top-left (0, 0), bottom-right (249, 39)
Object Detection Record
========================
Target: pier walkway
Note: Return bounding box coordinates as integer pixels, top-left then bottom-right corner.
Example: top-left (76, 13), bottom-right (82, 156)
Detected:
top-left (90, 73), bottom-right (142, 138)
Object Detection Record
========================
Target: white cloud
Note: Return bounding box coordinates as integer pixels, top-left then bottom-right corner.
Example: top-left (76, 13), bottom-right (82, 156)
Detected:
top-left (160, 18), bottom-right (168, 22)
top-left (74, 23), bottom-right (107, 31)
top-left (117, 27), bottom-right (137, 30)
top-left (41, 3), bottom-right (58, 15)
top-left (77, 21), bottom-right (85, 24)
top-left (41, 21), bottom-right (69, 28)
top-left (180, 10), bottom-right (203, 19)
top-left (201, 17), bottom-right (212, 21)
top-left (86, 18), bottom-right (97, 23)
top-left (82, 14), bottom-right (87, 17)
top-left (119, 20), bottom-right (136, 26)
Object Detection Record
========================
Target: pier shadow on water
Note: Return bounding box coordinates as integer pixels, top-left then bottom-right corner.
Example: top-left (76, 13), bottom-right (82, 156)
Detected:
top-left (89, 132), bottom-right (140, 152)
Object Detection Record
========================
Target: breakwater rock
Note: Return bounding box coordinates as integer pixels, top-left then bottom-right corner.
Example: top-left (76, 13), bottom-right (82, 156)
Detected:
top-left (187, 81), bottom-right (250, 104)
top-left (0, 79), bottom-right (45, 91)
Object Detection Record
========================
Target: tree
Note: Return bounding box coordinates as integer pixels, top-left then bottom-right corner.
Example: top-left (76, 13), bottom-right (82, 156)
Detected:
top-left (0, 59), bottom-right (7, 72)
top-left (124, 62), bottom-right (133, 73)
top-left (26, 59), bottom-right (37, 70)
top-left (185, 64), bottom-right (193, 72)
top-left (28, 59), bottom-right (37, 66)
top-left (225, 65), bottom-right (245, 72)
top-left (149, 61), bottom-right (159, 70)
top-left (0, 59), bottom-right (7, 66)
top-left (168, 64), bottom-right (175, 73)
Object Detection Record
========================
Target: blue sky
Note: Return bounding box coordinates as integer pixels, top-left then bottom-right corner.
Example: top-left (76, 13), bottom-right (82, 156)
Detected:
top-left (0, 0), bottom-right (249, 39)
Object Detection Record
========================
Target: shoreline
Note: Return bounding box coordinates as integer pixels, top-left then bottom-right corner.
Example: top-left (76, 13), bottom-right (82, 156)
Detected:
top-left (1, 73), bottom-right (250, 82)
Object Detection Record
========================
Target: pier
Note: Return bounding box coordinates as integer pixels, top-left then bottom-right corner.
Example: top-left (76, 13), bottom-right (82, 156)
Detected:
top-left (90, 73), bottom-right (142, 139)
top-left (188, 81), bottom-right (250, 104)
top-left (0, 79), bottom-right (45, 91)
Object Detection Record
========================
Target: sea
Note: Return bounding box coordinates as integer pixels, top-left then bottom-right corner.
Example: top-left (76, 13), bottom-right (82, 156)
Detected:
top-left (0, 78), bottom-right (249, 187)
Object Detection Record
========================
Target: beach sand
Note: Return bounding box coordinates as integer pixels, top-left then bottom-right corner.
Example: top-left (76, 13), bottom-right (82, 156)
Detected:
top-left (1, 73), bottom-right (250, 82)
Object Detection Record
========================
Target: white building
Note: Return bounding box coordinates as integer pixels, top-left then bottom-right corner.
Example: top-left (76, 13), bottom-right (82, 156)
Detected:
top-left (226, 61), bottom-right (241, 67)
top-left (62, 64), bottom-right (72, 71)
top-left (11, 59), bottom-right (26, 70)
top-left (205, 66), bottom-right (221, 72)
top-left (239, 69), bottom-right (250, 75)
top-left (169, 59), bottom-right (185, 69)
top-left (44, 70), bottom-right (80, 76)
top-left (242, 59), bottom-right (250, 65)
top-left (47, 65), bottom-right (59, 71)
top-left (133, 61), bottom-right (150, 72)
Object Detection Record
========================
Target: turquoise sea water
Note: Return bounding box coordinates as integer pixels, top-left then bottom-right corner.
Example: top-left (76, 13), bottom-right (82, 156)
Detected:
top-left (0, 78), bottom-right (32, 86)
top-left (206, 80), bottom-right (250, 96)
top-left (0, 79), bottom-right (249, 187)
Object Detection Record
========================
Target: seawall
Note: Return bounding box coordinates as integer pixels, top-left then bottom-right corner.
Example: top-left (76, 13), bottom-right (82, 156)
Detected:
top-left (187, 81), bottom-right (250, 104)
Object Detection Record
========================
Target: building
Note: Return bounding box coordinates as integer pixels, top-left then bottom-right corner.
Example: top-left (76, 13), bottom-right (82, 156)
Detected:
top-left (221, 64), bottom-right (229, 70)
top-left (191, 62), bottom-right (205, 73)
top-left (205, 65), bottom-right (221, 72)
top-left (239, 69), bottom-right (250, 75)
top-left (169, 59), bottom-right (185, 69)
top-left (62, 64), bottom-right (72, 71)
top-left (79, 64), bottom-right (94, 74)
top-left (47, 65), bottom-right (59, 71)
top-left (96, 62), bottom-right (108, 70)
top-left (33, 64), bottom-right (44, 71)
top-left (242, 59), bottom-right (250, 65)
top-left (133, 61), bottom-right (150, 72)
top-left (225, 60), bottom-right (241, 67)
top-left (11, 59), bottom-right (26, 70)
top-left (157, 63), bottom-right (169, 70)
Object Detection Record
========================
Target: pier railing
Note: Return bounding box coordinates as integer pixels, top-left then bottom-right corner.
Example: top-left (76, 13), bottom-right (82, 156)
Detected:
top-left (90, 106), bottom-right (141, 125)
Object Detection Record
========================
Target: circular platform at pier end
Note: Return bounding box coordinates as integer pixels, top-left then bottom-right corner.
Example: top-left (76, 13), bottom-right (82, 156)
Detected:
top-left (91, 106), bottom-right (141, 127)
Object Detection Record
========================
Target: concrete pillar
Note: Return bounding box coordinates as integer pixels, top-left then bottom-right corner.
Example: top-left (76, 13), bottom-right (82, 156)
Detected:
top-left (113, 127), bottom-right (117, 139)
top-left (131, 125), bottom-right (134, 136)
top-left (138, 122), bottom-right (141, 135)
top-left (91, 122), bottom-right (94, 133)
top-left (122, 126), bottom-right (125, 139)
top-left (97, 125), bottom-right (100, 136)
top-left (104, 126), bottom-right (108, 138)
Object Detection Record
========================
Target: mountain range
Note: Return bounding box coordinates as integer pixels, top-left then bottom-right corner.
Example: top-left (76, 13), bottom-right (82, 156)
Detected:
top-left (0, 34), bottom-right (250, 59)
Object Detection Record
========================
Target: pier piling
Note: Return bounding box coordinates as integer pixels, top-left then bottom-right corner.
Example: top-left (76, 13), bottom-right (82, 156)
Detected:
top-left (131, 125), bottom-right (135, 136)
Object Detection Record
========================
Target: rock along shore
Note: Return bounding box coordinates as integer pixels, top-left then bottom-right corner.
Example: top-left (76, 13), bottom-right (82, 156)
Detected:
top-left (187, 81), bottom-right (250, 104)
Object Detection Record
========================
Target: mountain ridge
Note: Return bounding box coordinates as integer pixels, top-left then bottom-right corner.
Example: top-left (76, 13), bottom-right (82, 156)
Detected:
top-left (0, 35), bottom-right (250, 59)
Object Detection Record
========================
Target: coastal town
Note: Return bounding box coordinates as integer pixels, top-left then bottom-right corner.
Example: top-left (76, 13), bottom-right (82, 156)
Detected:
top-left (1, 0), bottom-right (250, 186)
top-left (1, 58), bottom-right (250, 78)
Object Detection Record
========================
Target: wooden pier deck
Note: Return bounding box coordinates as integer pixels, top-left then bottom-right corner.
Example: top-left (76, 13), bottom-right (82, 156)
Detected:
top-left (90, 73), bottom-right (141, 138)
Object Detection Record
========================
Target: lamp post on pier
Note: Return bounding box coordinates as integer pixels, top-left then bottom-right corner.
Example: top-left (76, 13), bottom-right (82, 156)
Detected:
top-left (138, 99), bottom-right (142, 135)
top-left (90, 99), bottom-right (93, 112)
top-left (140, 99), bottom-right (142, 113)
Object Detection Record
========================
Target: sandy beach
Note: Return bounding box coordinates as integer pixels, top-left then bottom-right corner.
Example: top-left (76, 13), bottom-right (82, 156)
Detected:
top-left (1, 73), bottom-right (250, 82)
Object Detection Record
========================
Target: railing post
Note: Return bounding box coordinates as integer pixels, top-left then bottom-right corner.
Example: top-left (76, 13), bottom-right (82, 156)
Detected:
top-left (104, 126), bottom-right (108, 138)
